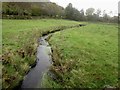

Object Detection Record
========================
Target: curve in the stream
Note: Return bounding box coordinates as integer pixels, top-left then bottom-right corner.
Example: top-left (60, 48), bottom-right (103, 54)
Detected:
top-left (21, 24), bottom-right (86, 89)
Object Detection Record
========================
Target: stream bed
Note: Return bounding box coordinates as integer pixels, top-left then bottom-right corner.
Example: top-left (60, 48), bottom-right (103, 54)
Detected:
top-left (20, 24), bottom-right (85, 89)
top-left (21, 34), bottom-right (52, 88)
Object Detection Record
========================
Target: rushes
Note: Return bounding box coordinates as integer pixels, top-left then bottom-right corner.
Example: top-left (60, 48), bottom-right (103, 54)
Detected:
top-left (49, 47), bottom-right (76, 84)
top-left (2, 30), bottom-right (40, 89)
top-left (17, 48), bottom-right (25, 58)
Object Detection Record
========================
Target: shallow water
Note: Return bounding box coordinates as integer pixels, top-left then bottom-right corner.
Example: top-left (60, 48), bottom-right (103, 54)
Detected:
top-left (20, 24), bottom-right (83, 88)
top-left (21, 35), bottom-right (52, 88)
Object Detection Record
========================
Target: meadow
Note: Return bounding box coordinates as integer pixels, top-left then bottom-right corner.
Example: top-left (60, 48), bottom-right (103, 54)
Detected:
top-left (42, 22), bottom-right (118, 88)
top-left (2, 19), bottom-right (118, 88)
top-left (2, 19), bottom-right (80, 88)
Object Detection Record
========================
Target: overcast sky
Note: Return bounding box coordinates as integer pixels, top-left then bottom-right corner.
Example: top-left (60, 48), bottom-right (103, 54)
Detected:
top-left (51, 0), bottom-right (119, 16)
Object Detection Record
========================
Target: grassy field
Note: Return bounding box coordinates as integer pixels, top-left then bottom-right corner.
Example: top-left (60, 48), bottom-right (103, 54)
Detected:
top-left (2, 19), bottom-right (81, 88)
top-left (2, 19), bottom-right (118, 88)
top-left (42, 23), bottom-right (118, 88)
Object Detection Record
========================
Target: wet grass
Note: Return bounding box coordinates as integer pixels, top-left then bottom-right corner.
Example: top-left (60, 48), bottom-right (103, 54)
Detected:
top-left (2, 19), bottom-right (81, 88)
top-left (42, 23), bottom-right (118, 88)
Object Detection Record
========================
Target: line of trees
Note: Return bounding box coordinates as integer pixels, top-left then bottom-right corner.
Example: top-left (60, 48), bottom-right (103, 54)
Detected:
top-left (2, 2), bottom-right (65, 19)
top-left (65, 3), bottom-right (118, 23)
top-left (2, 2), bottom-right (118, 23)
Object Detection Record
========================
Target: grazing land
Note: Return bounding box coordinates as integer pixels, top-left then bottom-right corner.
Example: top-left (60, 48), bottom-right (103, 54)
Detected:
top-left (2, 1), bottom-right (119, 89)
top-left (2, 19), bottom-right (80, 88)
top-left (42, 22), bottom-right (118, 88)
top-left (2, 19), bottom-right (118, 88)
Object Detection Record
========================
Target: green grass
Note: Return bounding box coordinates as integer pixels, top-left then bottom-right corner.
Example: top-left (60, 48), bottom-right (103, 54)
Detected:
top-left (2, 19), bottom-right (80, 52)
top-left (42, 23), bottom-right (118, 88)
top-left (2, 19), bottom-right (80, 88)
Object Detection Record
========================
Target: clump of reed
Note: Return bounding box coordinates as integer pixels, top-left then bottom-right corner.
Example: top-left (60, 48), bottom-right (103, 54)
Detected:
top-left (2, 30), bottom-right (40, 89)
top-left (49, 47), bottom-right (76, 84)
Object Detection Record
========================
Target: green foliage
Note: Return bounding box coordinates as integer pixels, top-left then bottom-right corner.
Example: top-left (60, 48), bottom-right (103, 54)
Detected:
top-left (86, 8), bottom-right (95, 16)
top-left (2, 2), bottom-right (118, 23)
top-left (2, 2), bottom-right (65, 19)
top-left (65, 3), bottom-right (81, 21)
top-left (86, 8), bottom-right (95, 21)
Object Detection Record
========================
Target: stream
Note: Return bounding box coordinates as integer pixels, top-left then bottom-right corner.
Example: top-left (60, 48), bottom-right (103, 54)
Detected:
top-left (20, 24), bottom-right (85, 89)
top-left (21, 34), bottom-right (52, 88)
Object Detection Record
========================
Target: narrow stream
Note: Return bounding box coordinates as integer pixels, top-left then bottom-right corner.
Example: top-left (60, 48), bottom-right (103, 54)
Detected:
top-left (20, 24), bottom-right (85, 89)
top-left (21, 34), bottom-right (52, 88)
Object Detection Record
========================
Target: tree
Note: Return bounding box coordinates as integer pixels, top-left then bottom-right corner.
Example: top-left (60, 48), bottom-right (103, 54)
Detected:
top-left (102, 10), bottom-right (110, 22)
top-left (92, 9), bottom-right (101, 21)
top-left (86, 8), bottom-right (95, 16)
top-left (79, 9), bottom-right (85, 21)
top-left (65, 3), bottom-right (74, 20)
top-left (65, 3), bottom-right (82, 21)
top-left (72, 8), bottom-right (81, 21)
top-left (86, 8), bottom-right (95, 21)
top-left (96, 9), bottom-right (101, 17)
